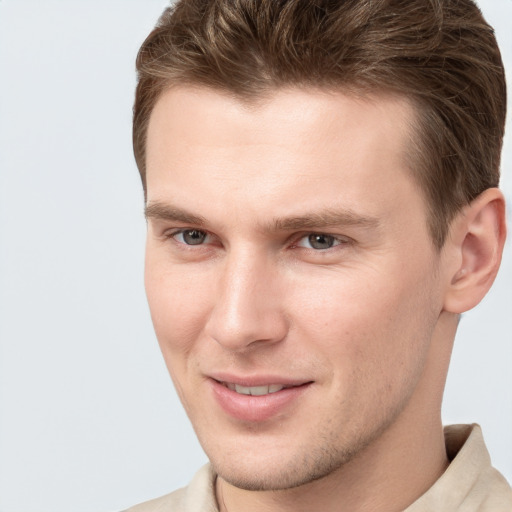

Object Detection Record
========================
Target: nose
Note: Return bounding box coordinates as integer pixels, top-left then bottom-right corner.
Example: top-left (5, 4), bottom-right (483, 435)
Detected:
top-left (204, 249), bottom-right (288, 352)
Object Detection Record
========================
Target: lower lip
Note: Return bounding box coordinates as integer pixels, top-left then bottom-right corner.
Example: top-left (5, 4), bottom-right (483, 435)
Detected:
top-left (209, 380), bottom-right (311, 422)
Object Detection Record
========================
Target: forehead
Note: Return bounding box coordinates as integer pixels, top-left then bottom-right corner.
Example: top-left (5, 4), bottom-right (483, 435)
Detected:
top-left (146, 86), bottom-right (415, 160)
top-left (145, 86), bottom-right (425, 230)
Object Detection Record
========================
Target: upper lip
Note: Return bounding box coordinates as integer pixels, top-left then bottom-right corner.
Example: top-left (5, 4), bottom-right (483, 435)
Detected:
top-left (208, 373), bottom-right (312, 387)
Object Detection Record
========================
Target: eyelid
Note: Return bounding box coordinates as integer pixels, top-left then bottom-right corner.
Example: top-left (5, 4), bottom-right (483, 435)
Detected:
top-left (165, 227), bottom-right (213, 246)
top-left (162, 227), bottom-right (351, 252)
top-left (293, 232), bottom-right (350, 249)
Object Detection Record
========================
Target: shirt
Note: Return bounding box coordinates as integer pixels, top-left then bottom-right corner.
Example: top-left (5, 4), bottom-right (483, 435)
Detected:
top-left (125, 424), bottom-right (512, 511)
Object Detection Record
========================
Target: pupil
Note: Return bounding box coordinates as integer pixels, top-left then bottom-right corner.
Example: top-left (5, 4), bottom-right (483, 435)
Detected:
top-left (184, 230), bottom-right (206, 245)
top-left (308, 234), bottom-right (334, 250)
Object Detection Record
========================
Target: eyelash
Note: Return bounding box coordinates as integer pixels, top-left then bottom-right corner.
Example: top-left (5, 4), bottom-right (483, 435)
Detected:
top-left (293, 233), bottom-right (347, 250)
top-left (170, 229), bottom-right (213, 246)
top-left (166, 229), bottom-right (349, 252)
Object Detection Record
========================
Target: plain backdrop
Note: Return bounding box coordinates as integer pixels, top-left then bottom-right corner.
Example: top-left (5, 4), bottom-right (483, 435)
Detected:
top-left (0, 1), bottom-right (510, 511)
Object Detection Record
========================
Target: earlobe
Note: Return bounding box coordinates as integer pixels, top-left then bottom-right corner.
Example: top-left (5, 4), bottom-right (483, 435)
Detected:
top-left (443, 188), bottom-right (506, 314)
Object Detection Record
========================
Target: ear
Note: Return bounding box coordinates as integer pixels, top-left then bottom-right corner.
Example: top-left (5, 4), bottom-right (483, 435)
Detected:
top-left (443, 188), bottom-right (507, 314)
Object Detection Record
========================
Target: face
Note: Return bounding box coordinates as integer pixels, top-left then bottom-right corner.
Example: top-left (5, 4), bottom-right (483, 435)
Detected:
top-left (144, 87), bottom-right (448, 491)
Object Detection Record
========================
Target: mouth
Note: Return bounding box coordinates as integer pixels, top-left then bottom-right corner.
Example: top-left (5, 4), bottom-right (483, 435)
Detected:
top-left (219, 382), bottom-right (297, 396)
top-left (210, 377), bottom-right (312, 422)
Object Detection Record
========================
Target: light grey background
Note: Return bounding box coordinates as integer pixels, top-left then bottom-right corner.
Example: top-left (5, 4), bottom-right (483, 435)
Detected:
top-left (0, 1), bottom-right (510, 511)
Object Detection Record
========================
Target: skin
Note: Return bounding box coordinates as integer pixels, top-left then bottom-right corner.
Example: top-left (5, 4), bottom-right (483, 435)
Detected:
top-left (143, 87), bottom-right (505, 512)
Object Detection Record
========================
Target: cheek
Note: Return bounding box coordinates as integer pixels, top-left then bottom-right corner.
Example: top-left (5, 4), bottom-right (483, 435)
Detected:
top-left (144, 261), bottom-right (211, 420)
top-left (290, 263), bottom-right (438, 376)
top-left (144, 253), bottom-right (212, 357)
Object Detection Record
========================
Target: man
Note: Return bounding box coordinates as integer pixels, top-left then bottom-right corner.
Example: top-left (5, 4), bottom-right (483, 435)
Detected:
top-left (126, 0), bottom-right (511, 510)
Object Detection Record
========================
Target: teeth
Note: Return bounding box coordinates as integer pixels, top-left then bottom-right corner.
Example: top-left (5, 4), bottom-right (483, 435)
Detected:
top-left (227, 383), bottom-right (285, 395)
top-left (234, 384), bottom-right (253, 395)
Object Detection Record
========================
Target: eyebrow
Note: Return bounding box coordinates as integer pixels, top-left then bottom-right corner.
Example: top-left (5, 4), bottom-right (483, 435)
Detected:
top-left (268, 209), bottom-right (380, 232)
top-left (145, 203), bottom-right (207, 226)
top-left (145, 202), bottom-right (380, 232)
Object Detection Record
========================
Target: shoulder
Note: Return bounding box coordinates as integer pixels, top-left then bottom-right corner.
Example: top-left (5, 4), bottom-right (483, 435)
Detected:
top-left (123, 487), bottom-right (186, 512)
top-left (122, 464), bottom-right (218, 512)
top-left (406, 424), bottom-right (512, 511)
top-left (445, 424), bottom-right (512, 510)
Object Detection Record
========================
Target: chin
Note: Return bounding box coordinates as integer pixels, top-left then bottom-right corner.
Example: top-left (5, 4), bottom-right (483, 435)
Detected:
top-left (202, 407), bottom-right (401, 492)
top-left (209, 440), bottom-right (358, 492)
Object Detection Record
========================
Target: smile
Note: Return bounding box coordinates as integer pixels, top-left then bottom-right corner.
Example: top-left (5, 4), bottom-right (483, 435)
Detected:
top-left (211, 378), bottom-right (312, 422)
top-left (221, 382), bottom-right (289, 396)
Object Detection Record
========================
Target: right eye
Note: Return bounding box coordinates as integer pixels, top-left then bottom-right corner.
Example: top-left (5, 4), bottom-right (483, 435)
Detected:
top-left (173, 229), bottom-right (210, 245)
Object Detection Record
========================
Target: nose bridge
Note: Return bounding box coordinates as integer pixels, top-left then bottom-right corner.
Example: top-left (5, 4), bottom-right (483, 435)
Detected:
top-left (205, 245), bottom-right (287, 351)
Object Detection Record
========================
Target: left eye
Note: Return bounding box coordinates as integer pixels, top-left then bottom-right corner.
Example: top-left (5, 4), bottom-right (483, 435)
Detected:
top-left (174, 229), bottom-right (210, 245)
top-left (297, 233), bottom-right (341, 250)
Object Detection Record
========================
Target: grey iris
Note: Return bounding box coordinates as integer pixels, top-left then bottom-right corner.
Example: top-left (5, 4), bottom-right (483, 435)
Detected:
top-left (308, 234), bottom-right (335, 250)
top-left (183, 230), bottom-right (207, 245)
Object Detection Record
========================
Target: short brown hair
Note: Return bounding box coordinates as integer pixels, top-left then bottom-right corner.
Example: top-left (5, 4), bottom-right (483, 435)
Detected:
top-left (133, 0), bottom-right (506, 248)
